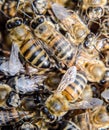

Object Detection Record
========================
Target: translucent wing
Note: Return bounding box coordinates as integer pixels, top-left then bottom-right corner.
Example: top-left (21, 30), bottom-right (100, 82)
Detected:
top-left (0, 44), bottom-right (24, 76)
top-left (7, 75), bottom-right (46, 94)
top-left (51, 3), bottom-right (70, 20)
top-left (57, 66), bottom-right (77, 92)
top-left (101, 89), bottom-right (109, 101)
top-left (69, 98), bottom-right (103, 110)
top-left (15, 75), bottom-right (46, 94)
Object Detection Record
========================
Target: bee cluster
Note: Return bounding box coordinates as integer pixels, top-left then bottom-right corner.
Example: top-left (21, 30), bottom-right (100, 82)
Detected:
top-left (0, 0), bottom-right (109, 130)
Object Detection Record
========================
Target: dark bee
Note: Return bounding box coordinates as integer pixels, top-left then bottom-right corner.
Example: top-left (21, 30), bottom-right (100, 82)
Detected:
top-left (30, 15), bottom-right (77, 68)
top-left (6, 17), bottom-right (59, 72)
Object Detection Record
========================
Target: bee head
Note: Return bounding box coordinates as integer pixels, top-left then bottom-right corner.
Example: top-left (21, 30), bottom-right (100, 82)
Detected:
top-left (6, 17), bottom-right (23, 30)
top-left (30, 16), bottom-right (45, 29)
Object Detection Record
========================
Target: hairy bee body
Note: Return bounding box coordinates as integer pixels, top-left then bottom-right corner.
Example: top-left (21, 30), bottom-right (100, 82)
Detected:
top-left (46, 69), bottom-right (87, 117)
top-left (31, 16), bottom-right (76, 67)
top-left (62, 71), bottom-right (87, 101)
top-left (6, 17), bottom-right (56, 70)
top-left (51, 3), bottom-right (90, 45)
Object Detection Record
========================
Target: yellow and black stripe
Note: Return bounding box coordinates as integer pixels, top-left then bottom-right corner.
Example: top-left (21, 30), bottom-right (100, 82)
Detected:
top-left (20, 38), bottom-right (51, 69)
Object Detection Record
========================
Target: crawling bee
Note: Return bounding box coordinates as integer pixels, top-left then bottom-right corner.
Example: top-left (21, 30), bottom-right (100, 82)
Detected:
top-left (0, 108), bottom-right (35, 126)
top-left (51, 3), bottom-right (90, 45)
top-left (7, 74), bottom-right (46, 94)
top-left (81, 0), bottom-right (107, 19)
top-left (30, 15), bottom-right (77, 68)
top-left (45, 66), bottom-right (103, 118)
top-left (6, 17), bottom-right (59, 72)
top-left (0, 83), bottom-right (20, 109)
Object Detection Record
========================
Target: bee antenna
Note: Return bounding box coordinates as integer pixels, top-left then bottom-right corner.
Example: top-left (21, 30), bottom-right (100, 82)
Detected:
top-left (93, 45), bottom-right (104, 59)
top-left (18, 9), bottom-right (32, 19)
top-left (0, 10), bottom-right (10, 19)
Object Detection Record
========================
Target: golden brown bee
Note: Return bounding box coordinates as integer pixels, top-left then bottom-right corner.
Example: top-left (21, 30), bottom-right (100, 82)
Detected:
top-left (82, 0), bottom-right (107, 19)
top-left (30, 15), bottom-right (77, 68)
top-left (0, 108), bottom-right (34, 126)
top-left (0, 83), bottom-right (20, 109)
top-left (6, 17), bottom-right (58, 71)
top-left (90, 105), bottom-right (109, 129)
top-left (45, 66), bottom-right (103, 117)
top-left (51, 3), bottom-right (90, 45)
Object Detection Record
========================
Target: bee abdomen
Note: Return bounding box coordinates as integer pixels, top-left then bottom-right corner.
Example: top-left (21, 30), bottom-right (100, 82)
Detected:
top-left (20, 39), bottom-right (51, 69)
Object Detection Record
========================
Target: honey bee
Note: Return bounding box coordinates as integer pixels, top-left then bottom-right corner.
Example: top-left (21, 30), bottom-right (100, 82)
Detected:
top-left (0, 108), bottom-right (35, 126)
top-left (51, 3), bottom-right (90, 45)
top-left (81, 0), bottom-right (107, 19)
top-left (6, 17), bottom-right (59, 71)
top-left (30, 15), bottom-right (77, 68)
top-left (7, 74), bottom-right (46, 94)
top-left (45, 66), bottom-right (103, 117)
top-left (0, 83), bottom-right (20, 109)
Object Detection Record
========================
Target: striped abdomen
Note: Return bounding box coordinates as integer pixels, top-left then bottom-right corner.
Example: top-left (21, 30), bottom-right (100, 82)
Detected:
top-left (46, 33), bottom-right (75, 67)
top-left (0, 109), bottom-right (30, 126)
top-left (62, 72), bottom-right (87, 101)
top-left (20, 38), bottom-right (51, 69)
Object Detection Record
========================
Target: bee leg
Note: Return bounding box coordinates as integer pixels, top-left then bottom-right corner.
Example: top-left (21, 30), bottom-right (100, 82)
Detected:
top-left (24, 63), bottom-right (31, 75)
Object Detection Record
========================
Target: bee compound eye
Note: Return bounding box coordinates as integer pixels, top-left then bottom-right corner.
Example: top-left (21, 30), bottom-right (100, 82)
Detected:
top-left (38, 17), bottom-right (44, 23)
top-left (14, 19), bottom-right (22, 26)
top-left (6, 22), bottom-right (14, 29)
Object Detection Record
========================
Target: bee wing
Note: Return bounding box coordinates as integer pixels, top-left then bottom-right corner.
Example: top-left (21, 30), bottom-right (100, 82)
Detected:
top-left (0, 43), bottom-right (24, 76)
top-left (57, 66), bottom-right (77, 92)
top-left (16, 75), bottom-right (46, 94)
top-left (101, 89), bottom-right (109, 101)
top-left (69, 98), bottom-right (103, 110)
top-left (52, 3), bottom-right (70, 20)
